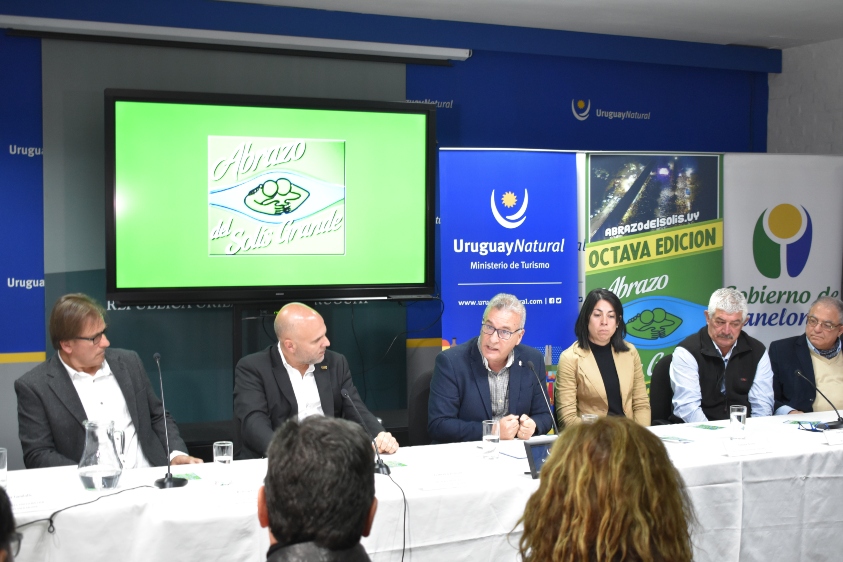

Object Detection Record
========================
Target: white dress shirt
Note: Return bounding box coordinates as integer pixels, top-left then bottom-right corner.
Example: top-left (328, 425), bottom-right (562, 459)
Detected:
top-left (670, 336), bottom-right (774, 422)
top-left (277, 342), bottom-right (325, 421)
top-left (59, 355), bottom-right (186, 467)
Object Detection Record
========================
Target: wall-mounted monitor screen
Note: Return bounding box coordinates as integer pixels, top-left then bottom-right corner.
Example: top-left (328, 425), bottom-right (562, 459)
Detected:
top-left (105, 89), bottom-right (435, 304)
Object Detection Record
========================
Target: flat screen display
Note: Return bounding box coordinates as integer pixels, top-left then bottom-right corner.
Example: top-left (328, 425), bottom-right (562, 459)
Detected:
top-left (105, 90), bottom-right (435, 304)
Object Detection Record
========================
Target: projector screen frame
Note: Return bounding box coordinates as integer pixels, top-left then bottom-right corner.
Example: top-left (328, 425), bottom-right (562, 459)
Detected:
top-left (104, 88), bottom-right (437, 305)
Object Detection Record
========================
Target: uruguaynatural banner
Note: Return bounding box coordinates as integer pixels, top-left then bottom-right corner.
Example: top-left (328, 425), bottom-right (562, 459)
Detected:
top-left (0, 35), bottom-right (45, 361)
top-left (585, 153), bottom-right (723, 381)
top-left (439, 150), bottom-right (579, 352)
top-left (724, 154), bottom-right (843, 347)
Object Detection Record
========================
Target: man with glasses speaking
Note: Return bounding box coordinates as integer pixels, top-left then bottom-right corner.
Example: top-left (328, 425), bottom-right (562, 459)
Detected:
top-left (770, 296), bottom-right (843, 415)
top-left (14, 294), bottom-right (201, 469)
top-left (428, 293), bottom-right (554, 443)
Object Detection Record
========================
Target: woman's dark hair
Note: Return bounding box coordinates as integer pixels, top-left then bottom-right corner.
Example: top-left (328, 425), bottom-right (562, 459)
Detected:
top-left (0, 487), bottom-right (15, 557)
top-left (574, 288), bottom-right (628, 352)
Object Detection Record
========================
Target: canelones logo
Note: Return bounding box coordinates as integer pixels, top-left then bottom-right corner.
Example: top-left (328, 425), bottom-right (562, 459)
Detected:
top-left (572, 99), bottom-right (591, 121)
top-left (491, 189), bottom-right (528, 229)
top-left (753, 204), bottom-right (812, 278)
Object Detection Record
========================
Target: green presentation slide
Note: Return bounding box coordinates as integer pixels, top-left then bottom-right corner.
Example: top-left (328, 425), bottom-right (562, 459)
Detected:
top-left (113, 100), bottom-right (429, 289)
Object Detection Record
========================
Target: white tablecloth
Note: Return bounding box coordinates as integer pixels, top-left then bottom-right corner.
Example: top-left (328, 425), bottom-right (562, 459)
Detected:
top-left (9, 410), bottom-right (843, 562)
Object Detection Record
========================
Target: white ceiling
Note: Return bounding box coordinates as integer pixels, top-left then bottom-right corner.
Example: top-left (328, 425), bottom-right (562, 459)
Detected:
top-left (225, 0), bottom-right (843, 50)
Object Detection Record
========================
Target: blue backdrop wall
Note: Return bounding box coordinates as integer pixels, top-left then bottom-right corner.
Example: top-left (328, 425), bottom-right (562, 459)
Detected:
top-left (0, 2), bottom-right (776, 425)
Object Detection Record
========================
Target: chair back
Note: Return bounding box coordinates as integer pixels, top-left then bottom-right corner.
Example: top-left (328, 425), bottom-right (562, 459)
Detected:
top-left (650, 353), bottom-right (677, 425)
top-left (408, 369), bottom-right (434, 446)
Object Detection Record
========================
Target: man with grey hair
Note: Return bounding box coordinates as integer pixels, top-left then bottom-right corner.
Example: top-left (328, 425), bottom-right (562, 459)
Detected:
top-left (770, 296), bottom-right (843, 415)
top-left (428, 293), bottom-right (554, 443)
top-left (670, 288), bottom-right (774, 422)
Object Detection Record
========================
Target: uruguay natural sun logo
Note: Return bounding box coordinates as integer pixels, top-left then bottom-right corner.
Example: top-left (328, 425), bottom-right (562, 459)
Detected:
top-left (490, 189), bottom-right (528, 229)
top-left (571, 99), bottom-right (591, 121)
top-left (752, 203), bottom-right (812, 279)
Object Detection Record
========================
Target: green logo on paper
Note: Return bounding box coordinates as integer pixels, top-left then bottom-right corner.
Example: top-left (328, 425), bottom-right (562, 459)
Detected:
top-left (626, 307), bottom-right (682, 341)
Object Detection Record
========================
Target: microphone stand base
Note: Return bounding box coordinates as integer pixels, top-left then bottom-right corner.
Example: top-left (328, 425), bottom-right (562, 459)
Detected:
top-left (155, 474), bottom-right (188, 488)
top-left (816, 419), bottom-right (843, 431)
top-left (374, 460), bottom-right (391, 475)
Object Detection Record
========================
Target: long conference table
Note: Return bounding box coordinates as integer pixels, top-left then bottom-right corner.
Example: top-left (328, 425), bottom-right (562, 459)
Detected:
top-left (8, 410), bottom-right (843, 562)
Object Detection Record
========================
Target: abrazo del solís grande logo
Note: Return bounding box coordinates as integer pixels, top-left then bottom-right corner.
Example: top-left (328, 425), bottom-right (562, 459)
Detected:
top-left (753, 203), bottom-right (812, 278)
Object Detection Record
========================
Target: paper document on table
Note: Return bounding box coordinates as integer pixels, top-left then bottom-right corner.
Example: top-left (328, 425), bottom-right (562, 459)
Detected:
top-left (723, 437), bottom-right (772, 457)
top-left (9, 491), bottom-right (48, 514)
top-left (660, 436), bottom-right (693, 444)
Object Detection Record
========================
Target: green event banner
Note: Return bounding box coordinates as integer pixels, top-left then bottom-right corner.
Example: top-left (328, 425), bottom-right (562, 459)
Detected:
top-left (585, 153), bottom-right (723, 382)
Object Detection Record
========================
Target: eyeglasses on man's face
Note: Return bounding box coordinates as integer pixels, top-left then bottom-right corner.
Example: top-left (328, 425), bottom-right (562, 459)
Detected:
top-left (806, 315), bottom-right (841, 332)
top-left (74, 328), bottom-right (108, 345)
top-left (481, 323), bottom-right (523, 341)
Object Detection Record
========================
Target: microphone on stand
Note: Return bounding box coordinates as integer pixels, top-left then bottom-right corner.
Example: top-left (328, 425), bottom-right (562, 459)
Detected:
top-left (796, 369), bottom-right (843, 430)
top-left (526, 361), bottom-right (559, 435)
top-left (153, 353), bottom-right (187, 488)
top-left (341, 389), bottom-right (391, 475)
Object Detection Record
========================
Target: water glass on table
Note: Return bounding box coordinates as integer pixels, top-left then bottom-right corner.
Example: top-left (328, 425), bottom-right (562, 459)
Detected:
top-left (482, 420), bottom-right (500, 460)
top-left (0, 447), bottom-right (7, 489)
top-left (213, 441), bottom-right (234, 485)
top-left (730, 405), bottom-right (747, 439)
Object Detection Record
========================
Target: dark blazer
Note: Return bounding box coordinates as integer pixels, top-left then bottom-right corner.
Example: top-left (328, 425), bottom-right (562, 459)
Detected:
top-left (14, 348), bottom-right (186, 469)
top-left (770, 334), bottom-right (826, 413)
top-left (428, 337), bottom-right (553, 444)
top-left (233, 346), bottom-right (384, 459)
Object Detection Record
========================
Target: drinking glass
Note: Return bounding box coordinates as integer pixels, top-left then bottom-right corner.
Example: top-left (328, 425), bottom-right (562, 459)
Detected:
top-left (581, 414), bottom-right (599, 424)
top-left (213, 441), bottom-right (234, 485)
top-left (0, 448), bottom-right (7, 490)
top-left (481, 420), bottom-right (500, 460)
top-left (730, 405), bottom-right (747, 439)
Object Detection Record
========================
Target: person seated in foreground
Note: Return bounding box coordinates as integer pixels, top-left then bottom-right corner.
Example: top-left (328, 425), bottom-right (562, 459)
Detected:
top-left (15, 293), bottom-right (200, 468)
top-left (556, 288), bottom-right (651, 428)
top-left (258, 416), bottom-right (377, 562)
top-left (670, 287), bottom-right (774, 422)
top-left (771, 296), bottom-right (843, 414)
top-left (518, 416), bottom-right (695, 562)
top-left (234, 302), bottom-right (398, 459)
top-left (1, 487), bottom-right (22, 562)
top-left (428, 293), bottom-right (554, 443)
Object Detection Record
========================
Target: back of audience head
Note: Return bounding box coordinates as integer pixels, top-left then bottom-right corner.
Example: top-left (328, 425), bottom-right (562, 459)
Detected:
top-left (519, 416), bottom-right (695, 562)
top-left (1, 487), bottom-right (18, 562)
top-left (259, 415), bottom-right (377, 551)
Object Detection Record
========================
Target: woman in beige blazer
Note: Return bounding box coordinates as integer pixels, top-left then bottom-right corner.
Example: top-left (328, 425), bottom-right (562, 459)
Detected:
top-left (555, 288), bottom-right (650, 428)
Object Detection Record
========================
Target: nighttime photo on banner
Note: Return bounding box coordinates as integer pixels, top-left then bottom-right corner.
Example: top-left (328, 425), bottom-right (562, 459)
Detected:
top-left (585, 153), bottom-right (723, 382)
top-left (589, 154), bottom-right (719, 243)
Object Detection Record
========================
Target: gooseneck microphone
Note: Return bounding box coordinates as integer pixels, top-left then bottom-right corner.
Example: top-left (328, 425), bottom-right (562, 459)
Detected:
top-left (796, 369), bottom-right (843, 430)
top-left (341, 389), bottom-right (391, 475)
top-left (153, 353), bottom-right (188, 488)
top-left (527, 361), bottom-right (560, 435)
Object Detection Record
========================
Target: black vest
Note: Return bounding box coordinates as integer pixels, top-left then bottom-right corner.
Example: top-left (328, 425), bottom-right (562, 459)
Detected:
top-left (677, 326), bottom-right (766, 421)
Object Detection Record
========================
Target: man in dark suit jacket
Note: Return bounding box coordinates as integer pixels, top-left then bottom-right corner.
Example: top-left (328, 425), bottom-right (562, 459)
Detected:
top-left (428, 293), bottom-right (554, 444)
top-left (234, 303), bottom-right (398, 459)
top-left (771, 296), bottom-right (843, 414)
top-left (14, 294), bottom-right (200, 469)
